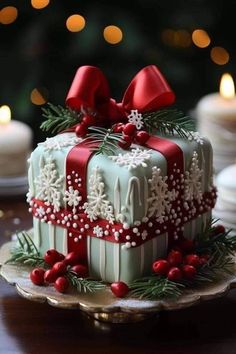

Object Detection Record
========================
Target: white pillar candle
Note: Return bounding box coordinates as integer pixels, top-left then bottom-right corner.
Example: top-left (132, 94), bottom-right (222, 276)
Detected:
top-left (197, 73), bottom-right (236, 174)
top-left (0, 105), bottom-right (33, 177)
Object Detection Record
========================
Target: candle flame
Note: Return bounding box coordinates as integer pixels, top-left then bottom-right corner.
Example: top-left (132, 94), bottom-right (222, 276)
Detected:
top-left (220, 73), bottom-right (235, 99)
top-left (0, 105), bottom-right (11, 125)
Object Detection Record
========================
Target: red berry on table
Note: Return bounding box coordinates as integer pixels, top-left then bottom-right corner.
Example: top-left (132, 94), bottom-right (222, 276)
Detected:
top-left (152, 259), bottom-right (170, 276)
top-left (167, 267), bottom-right (183, 282)
top-left (64, 252), bottom-right (80, 266)
top-left (123, 123), bottom-right (136, 136)
top-left (44, 269), bottom-right (58, 283)
top-left (184, 254), bottom-right (201, 268)
top-left (213, 224), bottom-right (225, 235)
top-left (135, 131), bottom-right (150, 145)
top-left (54, 276), bottom-right (69, 293)
top-left (113, 123), bottom-right (124, 133)
top-left (52, 261), bottom-right (67, 276)
top-left (44, 249), bottom-right (64, 266)
top-left (111, 281), bottom-right (129, 298)
top-left (75, 123), bottom-right (88, 137)
top-left (182, 265), bottom-right (197, 280)
top-left (30, 268), bottom-right (45, 286)
top-left (167, 250), bottom-right (183, 266)
top-left (82, 115), bottom-right (96, 126)
top-left (71, 264), bottom-right (88, 278)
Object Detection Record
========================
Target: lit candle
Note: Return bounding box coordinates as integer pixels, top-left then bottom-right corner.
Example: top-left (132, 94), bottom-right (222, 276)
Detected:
top-left (197, 73), bottom-right (236, 173)
top-left (0, 105), bottom-right (33, 177)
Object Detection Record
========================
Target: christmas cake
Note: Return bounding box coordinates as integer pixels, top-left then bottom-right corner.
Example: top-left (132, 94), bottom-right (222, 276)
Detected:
top-left (27, 65), bottom-right (216, 283)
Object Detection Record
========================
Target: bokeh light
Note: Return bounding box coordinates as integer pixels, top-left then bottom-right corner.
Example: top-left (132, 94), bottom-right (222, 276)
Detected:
top-left (0, 6), bottom-right (18, 25)
top-left (162, 29), bottom-right (191, 48)
top-left (31, 0), bottom-right (50, 10)
top-left (30, 88), bottom-right (48, 105)
top-left (66, 14), bottom-right (86, 32)
top-left (210, 46), bottom-right (229, 65)
top-left (192, 29), bottom-right (211, 48)
top-left (103, 25), bottom-right (123, 44)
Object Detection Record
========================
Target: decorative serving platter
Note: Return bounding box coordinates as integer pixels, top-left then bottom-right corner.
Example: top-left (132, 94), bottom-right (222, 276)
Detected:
top-left (1, 240), bottom-right (236, 323)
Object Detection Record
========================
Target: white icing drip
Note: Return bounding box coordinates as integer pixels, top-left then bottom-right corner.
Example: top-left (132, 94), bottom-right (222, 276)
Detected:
top-left (113, 243), bottom-right (120, 282)
top-left (49, 223), bottom-right (55, 249)
top-left (62, 229), bottom-right (68, 255)
top-left (126, 177), bottom-right (142, 222)
top-left (114, 177), bottom-right (121, 218)
top-left (143, 176), bottom-right (149, 217)
top-left (33, 218), bottom-right (40, 248)
top-left (140, 244), bottom-right (145, 274)
top-left (28, 162), bottom-right (35, 197)
top-left (99, 240), bottom-right (106, 280)
top-left (156, 232), bottom-right (168, 258)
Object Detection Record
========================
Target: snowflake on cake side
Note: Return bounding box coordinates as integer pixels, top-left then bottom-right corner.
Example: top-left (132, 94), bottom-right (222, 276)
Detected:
top-left (83, 167), bottom-right (115, 224)
top-left (184, 151), bottom-right (203, 203)
top-left (109, 148), bottom-right (152, 170)
top-left (39, 135), bottom-right (82, 151)
top-left (93, 225), bottom-right (104, 238)
top-left (35, 156), bottom-right (64, 212)
top-left (63, 186), bottom-right (82, 214)
top-left (128, 109), bottom-right (144, 130)
top-left (147, 167), bottom-right (175, 223)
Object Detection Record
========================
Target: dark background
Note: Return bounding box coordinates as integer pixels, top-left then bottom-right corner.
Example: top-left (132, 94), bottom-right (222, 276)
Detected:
top-left (1, 0), bottom-right (235, 143)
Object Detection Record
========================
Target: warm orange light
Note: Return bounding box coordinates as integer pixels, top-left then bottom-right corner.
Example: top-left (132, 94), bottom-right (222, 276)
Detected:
top-left (211, 47), bottom-right (229, 65)
top-left (0, 105), bottom-right (11, 125)
top-left (0, 6), bottom-right (18, 25)
top-left (162, 29), bottom-right (191, 48)
top-left (30, 88), bottom-right (47, 105)
top-left (31, 0), bottom-right (50, 10)
top-left (220, 73), bottom-right (235, 99)
top-left (103, 25), bottom-right (123, 44)
top-left (192, 29), bottom-right (211, 48)
top-left (66, 14), bottom-right (86, 32)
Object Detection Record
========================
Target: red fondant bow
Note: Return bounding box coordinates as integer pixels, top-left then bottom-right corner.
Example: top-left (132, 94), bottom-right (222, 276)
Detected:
top-left (66, 65), bottom-right (175, 123)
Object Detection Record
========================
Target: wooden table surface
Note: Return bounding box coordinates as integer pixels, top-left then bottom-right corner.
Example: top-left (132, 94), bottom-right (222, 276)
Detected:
top-left (1, 197), bottom-right (236, 354)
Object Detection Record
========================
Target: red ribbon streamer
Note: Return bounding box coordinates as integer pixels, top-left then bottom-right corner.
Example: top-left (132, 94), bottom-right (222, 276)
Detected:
top-left (66, 65), bottom-right (175, 122)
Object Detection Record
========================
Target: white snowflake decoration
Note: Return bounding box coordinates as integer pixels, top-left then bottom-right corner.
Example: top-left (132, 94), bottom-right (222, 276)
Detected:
top-left (83, 167), bottom-right (115, 224)
top-left (184, 151), bottom-right (203, 203)
top-left (128, 109), bottom-right (144, 130)
top-left (35, 156), bottom-right (64, 212)
top-left (109, 148), bottom-right (152, 170)
top-left (93, 225), bottom-right (104, 238)
top-left (39, 135), bottom-right (82, 151)
top-left (63, 186), bottom-right (82, 214)
top-left (147, 167), bottom-right (174, 223)
top-left (36, 206), bottom-right (45, 218)
top-left (188, 131), bottom-right (204, 145)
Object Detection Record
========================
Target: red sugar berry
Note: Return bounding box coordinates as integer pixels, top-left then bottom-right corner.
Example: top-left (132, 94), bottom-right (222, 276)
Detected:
top-left (113, 123), bottom-right (124, 133)
top-left (30, 268), bottom-right (45, 286)
top-left (82, 115), bottom-right (96, 126)
top-left (52, 261), bottom-right (67, 276)
top-left (64, 252), bottom-right (80, 266)
top-left (135, 131), bottom-right (150, 145)
top-left (123, 123), bottom-right (136, 136)
top-left (182, 264), bottom-right (197, 280)
top-left (75, 123), bottom-right (88, 137)
top-left (71, 264), bottom-right (88, 278)
top-left (119, 135), bottom-right (133, 149)
top-left (184, 254), bottom-right (201, 268)
top-left (213, 224), bottom-right (225, 235)
top-left (111, 281), bottom-right (129, 298)
top-left (167, 250), bottom-right (183, 266)
top-left (167, 267), bottom-right (183, 282)
top-left (54, 276), bottom-right (69, 293)
top-left (152, 259), bottom-right (170, 276)
top-left (44, 269), bottom-right (58, 284)
top-left (44, 249), bottom-right (64, 266)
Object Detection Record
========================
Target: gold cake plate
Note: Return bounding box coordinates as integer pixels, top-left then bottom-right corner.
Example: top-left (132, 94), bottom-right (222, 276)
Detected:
top-left (1, 241), bottom-right (236, 323)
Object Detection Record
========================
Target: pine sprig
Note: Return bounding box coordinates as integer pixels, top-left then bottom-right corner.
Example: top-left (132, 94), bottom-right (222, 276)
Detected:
top-left (67, 271), bottom-right (106, 293)
top-left (84, 126), bottom-right (122, 155)
top-left (40, 103), bottom-right (82, 134)
top-left (129, 275), bottom-right (185, 300)
top-left (143, 109), bottom-right (195, 139)
top-left (5, 232), bottom-right (45, 267)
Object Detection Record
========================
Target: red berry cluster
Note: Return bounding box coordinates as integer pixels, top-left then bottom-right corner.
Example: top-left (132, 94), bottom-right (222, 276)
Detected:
top-left (152, 242), bottom-right (209, 282)
top-left (75, 115), bottom-right (96, 137)
top-left (113, 122), bottom-right (150, 149)
top-left (30, 249), bottom-right (88, 293)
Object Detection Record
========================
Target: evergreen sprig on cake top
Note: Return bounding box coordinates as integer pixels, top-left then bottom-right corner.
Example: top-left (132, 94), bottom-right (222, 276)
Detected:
top-left (6, 65), bottom-right (233, 300)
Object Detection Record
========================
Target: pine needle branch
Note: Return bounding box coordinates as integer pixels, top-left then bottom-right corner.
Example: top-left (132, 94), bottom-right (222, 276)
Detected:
top-left (40, 103), bottom-right (82, 134)
top-left (67, 271), bottom-right (106, 293)
top-left (84, 126), bottom-right (123, 155)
